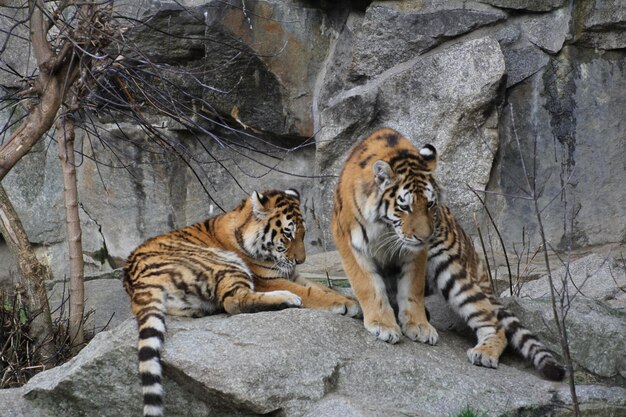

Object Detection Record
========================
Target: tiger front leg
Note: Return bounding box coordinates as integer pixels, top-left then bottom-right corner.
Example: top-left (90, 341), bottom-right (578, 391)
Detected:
top-left (293, 275), bottom-right (362, 317)
top-left (255, 277), bottom-right (361, 317)
top-left (341, 247), bottom-right (401, 344)
top-left (218, 271), bottom-right (302, 314)
top-left (397, 249), bottom-right (438, 345)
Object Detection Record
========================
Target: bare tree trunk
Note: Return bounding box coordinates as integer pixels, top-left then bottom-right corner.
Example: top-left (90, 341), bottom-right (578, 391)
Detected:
top-left (0, 78), bottom-right (63, 181)
top-left (0, 0), bottom-right (79, 182)
top-left (0, 0), bottom-right (113, 355)
top-left (57, 107), bottom-right (85, 352)
top-left (0, 186), bottom-right (56, 367)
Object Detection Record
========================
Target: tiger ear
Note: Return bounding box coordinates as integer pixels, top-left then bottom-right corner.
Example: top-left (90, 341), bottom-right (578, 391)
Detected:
top-left (373, 160), bottom-right (395, 190)
top-left (284, 189), bottom-right (300, 200)
top-left (251, 191), bottom-right (269, 218)
top-left (419, 144), bottom-right (437, 171)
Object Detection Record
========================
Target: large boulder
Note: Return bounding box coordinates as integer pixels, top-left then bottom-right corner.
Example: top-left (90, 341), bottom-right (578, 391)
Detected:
top-left (2, 309), bottom-right (624, 417)
top-left (508, 252), bottom-right (626, 311)
top-left (47, 270), bottom-right (132, 332)
top-left (484, 46), bottom-right (626, 251)
top-left (349, 1), bottom-right (507, 80)
top-left (0, 387), bottom-right (47, 417)
top-left (479, 0), bottom-right (567, 12)
top-left (316, 35), bottom-right (505, 234)
top-left (500, 44), bottom-right (549, 87)
top-left (573, 0), bottom-right (626, 49)
top-left (518, 6), bottom-right (570, 53)
top-left (496, 251), bottom-right (626, 381)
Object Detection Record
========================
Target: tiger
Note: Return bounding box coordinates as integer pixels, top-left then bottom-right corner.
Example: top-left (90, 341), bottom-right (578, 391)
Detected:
top-left (331, 128), bottom-right (565, 380)
top-left (331, 128), bottom-right (440, 346)
top-left (123, 189), bottom-right (361, 417)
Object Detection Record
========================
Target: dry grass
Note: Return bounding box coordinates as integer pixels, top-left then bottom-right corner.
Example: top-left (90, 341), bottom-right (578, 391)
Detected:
top-left (0, 286), bottom-right (94, 388)
top-left (0, 288), bottom-right (42, 387)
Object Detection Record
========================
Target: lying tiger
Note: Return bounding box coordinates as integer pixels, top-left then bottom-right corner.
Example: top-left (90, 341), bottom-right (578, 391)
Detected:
top-left (332, 128), bottom-right (565, 380)
top-left (124, 189), bottom-right (360, 417)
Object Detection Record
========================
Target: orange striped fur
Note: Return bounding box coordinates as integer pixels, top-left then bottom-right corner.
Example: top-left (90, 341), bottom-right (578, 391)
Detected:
top-left (124, 189), bottom-right (360, 417)
top-left (331, 128), bottom-right (439, 346)
top-left (332, 127), bottom-right (564, 380)
top-left (427, 201), bottom-right (565, 380)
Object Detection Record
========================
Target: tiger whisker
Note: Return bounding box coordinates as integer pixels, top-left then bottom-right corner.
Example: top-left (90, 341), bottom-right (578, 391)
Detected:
top-left (373, 231), bottom-right (401, 258)
top-left (383, 237), bottom-right (403, 260)
top-left (369, 230), bottom-right (397, 257)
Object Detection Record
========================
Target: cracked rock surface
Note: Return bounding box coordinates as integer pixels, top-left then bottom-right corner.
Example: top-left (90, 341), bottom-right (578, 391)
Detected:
top-left (3, 308), bottom-right (625, 417)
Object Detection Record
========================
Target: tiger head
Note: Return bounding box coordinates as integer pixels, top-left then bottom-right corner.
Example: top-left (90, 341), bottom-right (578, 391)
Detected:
top-left (373, 144), bottom-right (440, 251)
top-left (244, 189), bottom-right (306, 273)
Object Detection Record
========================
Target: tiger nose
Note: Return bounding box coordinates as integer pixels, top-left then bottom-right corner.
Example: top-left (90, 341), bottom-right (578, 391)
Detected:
top-left (413, 234), bottom-right (431, 242)
top-left (296, 254), bottom-right (306, 264)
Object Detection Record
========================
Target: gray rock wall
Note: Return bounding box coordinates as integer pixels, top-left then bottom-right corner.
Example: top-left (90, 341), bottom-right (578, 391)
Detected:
top-left (316, 35), bottom-right (505, 231)
top-left (1, 0), bottom-right (625, 281)
top-left (2, 124), bottom-right (317, 280)
top-left (487, 46), bottom-right (626, 250)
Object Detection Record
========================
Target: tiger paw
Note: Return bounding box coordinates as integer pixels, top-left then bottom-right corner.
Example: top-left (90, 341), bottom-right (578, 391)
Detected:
top-left (265, 290), bottom-right (303, 308)
top-left (365, 321), bottom-right (402, 344)
top-left (345, 300), bottom-right (362, 318)
top-left (329, 298), bottom-right (361, 318)
top-left (466, 346), bottom-right (499, 369)
top-left (402, 322), bottom-right (439, 345)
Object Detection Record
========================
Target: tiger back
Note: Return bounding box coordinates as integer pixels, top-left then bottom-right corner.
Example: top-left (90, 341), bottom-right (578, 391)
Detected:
top-left (124, 189), bottom-right (360, 417)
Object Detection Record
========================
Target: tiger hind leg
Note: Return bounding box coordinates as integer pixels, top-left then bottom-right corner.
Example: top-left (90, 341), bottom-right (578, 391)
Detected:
top-left (444, 282), bottom-right (507, 368)
top-left (466, 319), bottom-right (507, 368)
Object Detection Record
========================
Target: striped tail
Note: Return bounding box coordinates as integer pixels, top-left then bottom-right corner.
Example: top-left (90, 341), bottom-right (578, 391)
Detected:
top-left (496, 307), bottom-right (565, 381)
top-left (137, 311), bottom-right (166, 417)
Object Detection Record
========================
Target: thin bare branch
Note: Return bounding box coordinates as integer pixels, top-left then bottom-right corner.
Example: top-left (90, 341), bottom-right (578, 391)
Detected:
top-left (29, 0), bottom-right (54, 75)
top-left (509, 103), bottom-right (580, 415)
top-left (467, 185), bottom-right (513, 295)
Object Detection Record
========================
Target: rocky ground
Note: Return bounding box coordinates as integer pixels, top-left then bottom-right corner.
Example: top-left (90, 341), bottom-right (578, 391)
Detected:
top-left (1, 307), bottom-right (625, 417)
top-left (1, 247), bottom-right (625, 417)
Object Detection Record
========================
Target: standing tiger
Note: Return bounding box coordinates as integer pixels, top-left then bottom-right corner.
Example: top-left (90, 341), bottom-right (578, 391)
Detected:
top-left (124, 189), bottom-right (360, 417)
top-left (332, 128), bottom-right (565, 381)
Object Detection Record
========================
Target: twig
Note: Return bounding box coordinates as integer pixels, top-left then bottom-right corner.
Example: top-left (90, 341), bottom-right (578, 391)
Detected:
top-left (467, 185), bottom-right (513, 296)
